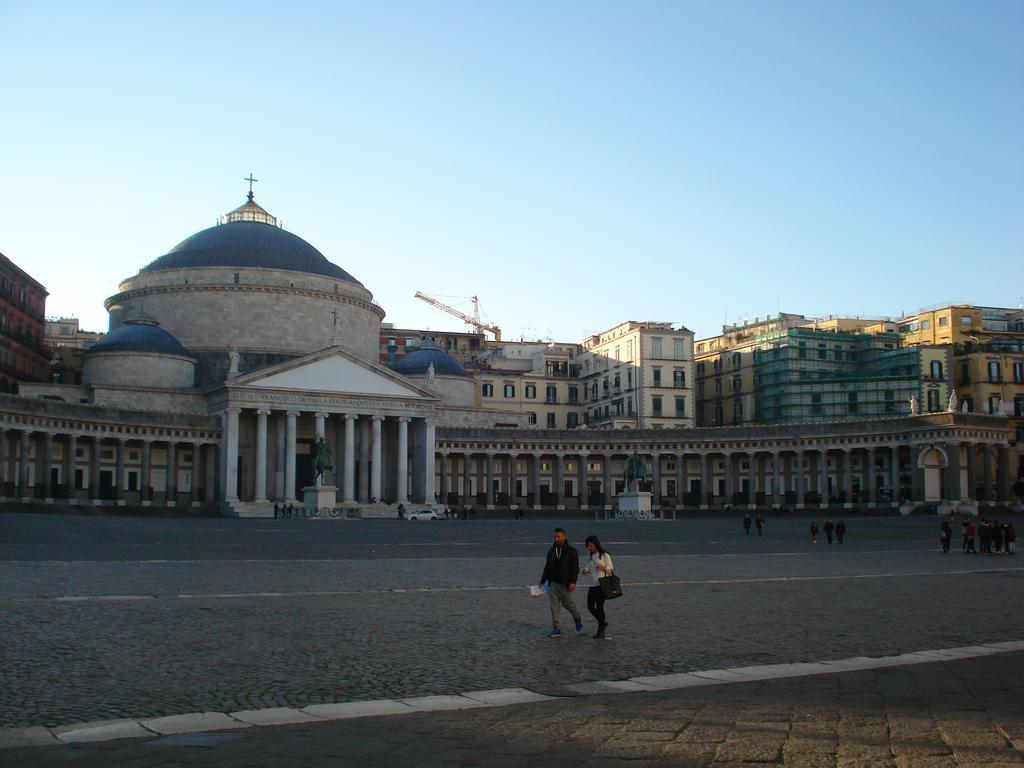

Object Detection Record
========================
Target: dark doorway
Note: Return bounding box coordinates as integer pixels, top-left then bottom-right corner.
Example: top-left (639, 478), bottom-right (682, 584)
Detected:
top-left (99, 470), bottom-right (114, 500)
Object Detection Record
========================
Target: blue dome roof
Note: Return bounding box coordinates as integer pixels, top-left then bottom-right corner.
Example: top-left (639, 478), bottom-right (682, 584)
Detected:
top-left (88, 320), bottom-right (192, 358)
top-left (393, 340), bottom-right (471, 378)
top-left (140, 220), bottom-right (362, 284)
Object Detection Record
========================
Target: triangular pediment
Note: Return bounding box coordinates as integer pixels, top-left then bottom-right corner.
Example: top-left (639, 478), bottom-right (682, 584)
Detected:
top-left (230, 347), bottom-right (436, 400)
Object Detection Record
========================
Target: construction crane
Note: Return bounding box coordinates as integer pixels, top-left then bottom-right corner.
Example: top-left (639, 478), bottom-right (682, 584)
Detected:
top-left (414, 292), bottom-right (502, 341)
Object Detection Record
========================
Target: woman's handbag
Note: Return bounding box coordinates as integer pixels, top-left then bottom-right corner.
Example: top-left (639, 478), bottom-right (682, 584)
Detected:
top-left (599, 571), bottom-right (623, 600)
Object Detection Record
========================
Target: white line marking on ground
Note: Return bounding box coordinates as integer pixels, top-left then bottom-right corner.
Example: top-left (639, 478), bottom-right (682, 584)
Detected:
top-left (10, 566), bottom-right (1020, 604)
top-left (3, 640), bottom-right (1020, 749)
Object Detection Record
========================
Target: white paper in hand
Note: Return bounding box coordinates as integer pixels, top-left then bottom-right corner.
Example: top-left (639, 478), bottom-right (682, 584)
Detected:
top-left (529, 585), bottom-right (549, 597)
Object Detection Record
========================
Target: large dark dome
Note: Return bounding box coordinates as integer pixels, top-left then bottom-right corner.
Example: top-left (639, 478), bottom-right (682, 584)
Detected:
top-left (140, 220), bottom-right (361, 284)
top-left (88, 319), bottom-right (192, 357)
top-left (393, 339), bottom-right (471, 378)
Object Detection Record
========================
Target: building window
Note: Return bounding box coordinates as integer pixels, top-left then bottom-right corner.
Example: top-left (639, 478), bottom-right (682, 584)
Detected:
top-left (673, 396), bottom-right (685, 416)
top-left (732, 352), bottom-right (741, 369)
top-left (482, 383), bottom-right (494, 397)
top-left (626, 340), bottom-right (633, 360)
top-left (714, 379), bottom-right (722, 395)
top-left (696, 362), bottom-right (705, 376)
top-left (546, 413), bottom-right (556, 428)
top-left (884, 389), bottom-right (895, 413)
top-left (652, 368), bottom-right (661, 386)
top-left (546, 385), bottom-right (557, 403)
top-left (674, 339), bottom-right (685, 360)
top-left (1013, 362), bottom-right (1024, 384)
top-left (921, 319), bottom-right (930, 330)
top-left (732, 377), bottom-right (741, 393)
top-left (818, 344), bottom-right (827, 360)
top-left (927, 389), bottom-right (940, 412)
top-left (652, 396), bottom-right (662, 416)
top-left (848, 392), bottom-right (858, 414)
top-left (673, 370), bottom-right (685, 388)
top-left (651, 338), bottom-right (662, 357)
top-left (697, 381), bottom-right (705, 398)
top-left (527, 412), bottom-right (537, 425)
top-left (938, 316), bottom-right (949, 327)
top-left (525, 384), bottom-right (536, 399)
top-left (567, 412), bottom-right (579, 428)
top-left (988, 361), bottom-right (1001, 383)
top-left (714, 404), bottom-right (723, 425)
top-left (503, 384), bottom-right (515, 398)
top-left (798, 342), bottom-right (806, 359)
top-left (988, 396), bottom-right (1001, 414)
top-left (1015, 396), bottom-right (1024, 417)
top-left (961, 316), bottom-right (973, 325)
top-left (733, 399), bottom-right (743, 421)
top-left (568, 385), bottom-right (579, 404)
top-left (930, 360), bottom-right (943, 380)
top-left (811, 393), bottom-right (822, 416)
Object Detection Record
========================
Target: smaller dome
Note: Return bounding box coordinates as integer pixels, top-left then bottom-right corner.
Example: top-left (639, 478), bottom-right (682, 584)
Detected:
top-left (89, 317), bottom-right (192, 358)
top-left (393, 339), bottom-right (471, 377)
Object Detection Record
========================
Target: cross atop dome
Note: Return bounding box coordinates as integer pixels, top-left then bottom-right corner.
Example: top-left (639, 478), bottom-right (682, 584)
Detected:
top-left (224, 173), bottom-right (277, 226)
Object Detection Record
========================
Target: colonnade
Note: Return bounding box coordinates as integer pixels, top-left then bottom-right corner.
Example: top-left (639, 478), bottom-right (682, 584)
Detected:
top-left (0, 426), bottom-right (216, 505)
top-left (436, 441), bottom-right (1014, 510)
top-left (220, 407), bottom-right (435, 506)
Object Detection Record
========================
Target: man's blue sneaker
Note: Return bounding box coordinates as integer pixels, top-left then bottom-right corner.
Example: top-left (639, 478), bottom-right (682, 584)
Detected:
top-left (547, 627), bottom-right (562, 638)
top-left (575, 617), bottom-right (583, 632)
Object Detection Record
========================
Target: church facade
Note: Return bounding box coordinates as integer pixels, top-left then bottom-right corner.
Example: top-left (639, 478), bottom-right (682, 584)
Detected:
top-left (0, 192), bottom-right (1017, 515)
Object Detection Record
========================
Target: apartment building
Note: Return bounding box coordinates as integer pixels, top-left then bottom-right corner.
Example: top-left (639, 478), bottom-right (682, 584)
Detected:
top-left (0, 251), bottom-right (49, 392)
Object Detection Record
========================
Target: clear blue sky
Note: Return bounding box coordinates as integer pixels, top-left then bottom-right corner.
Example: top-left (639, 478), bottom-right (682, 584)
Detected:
top-left (1, 1), bottom-right (1021, 341)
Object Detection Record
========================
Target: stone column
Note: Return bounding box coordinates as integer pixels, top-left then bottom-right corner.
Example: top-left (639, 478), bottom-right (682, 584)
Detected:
top-left (222, 408), bottom-right (241, 502)
top-left (842, 449), bottom-right (854, 505)
top-left (554, 454), bottom-right (564, 508)
top-left (191, 442), bottom-right (204, 503)
top-left (996, 445), bottom-right (1010, 502)
top-left (771, 452), bottom-right (781, 507)
top-left (533, 454), bottom-right (542, 508)
top-left (464, 453), bottom-right (473, 504)
top-left (0, 428), bottom-right (7, 493)
top-left (314, 412), bottom-right (327, 441)
top-left (358, 417), bottom-right (370, 502)
top-left (113, 438), bottom-right (125, 503)
top-left (485, 452), bottom-right (495, 507)
top-left (602, 454), bottom-right (612, 509)
top-left (255, 409), bottom-right (270, 502)
top-left (508, 452), bottom-right (519, 505)
top-left (747, 452), bottom-right (757, 507)
top-left (395, 417), bottom-right (409, 503)
top-left (965, 444), bottom-right (976, 500)
top-left (439, 451), bottom-right (449, 504)
top-left (944, 443), bottom-right (961, 501)
top-left (40, 433), bottom-right (53, 500)
top-left (17, 431), bottom-right (31, 499)
top-left (371, 416), bottom-right (383, 501)
top-left (818, 450), bottom-right (829, 507)
top-left (64, 436), bottom-right (77, 501)
top-left (981, 445), bottom-right (992, 501)
top-left (651, 454), bottom-right (661, 507)
top-left (890, 445), bottom-right (900, 504)
top-left (723, 452), bottom-right (733, 505)
top-left (165, 441), bottom-right (177, 505)
top-left (796, 450), bottom-right (806, 507)
top-left (342, 414), bottom-right (356, 503)
top-left (910, 444), bottom-right (925, 503)
top-left (274, 413), bottom-right (286, 500)
top-left (423, 419), bottom-right (436, 504)
top-left (867, 448), bottom-right (878, 505)
top-left (676, 453), bottom-right (686, 507)
top-left (284, 410), bottom-right (298, 501)
top-left (578, 453), bottom-right (588, 510)
top-left (89, 436), bottom-right (101, 501)
top-left (700, 453), bottom-right (711, 508)
top-left (140, 439), bottom-right (152, 503)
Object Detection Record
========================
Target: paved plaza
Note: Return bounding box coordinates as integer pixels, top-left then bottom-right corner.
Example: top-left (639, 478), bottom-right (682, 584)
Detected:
top-left (1, 511), bottom-right (1022, 766)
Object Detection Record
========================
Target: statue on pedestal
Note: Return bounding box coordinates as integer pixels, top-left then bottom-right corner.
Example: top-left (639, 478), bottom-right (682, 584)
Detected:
top-left (227, 349), bottom-right (240, 377)
top-left (947, 388), bottom-right (958, 413)
top-left (623, 452), bottom-right (648, 492)
top-left (427, 362), bottom-right (436, 385)
top-left (311, 437), bottom-right (335, 486)
top-left (909, 395), bottom-right (919, 415)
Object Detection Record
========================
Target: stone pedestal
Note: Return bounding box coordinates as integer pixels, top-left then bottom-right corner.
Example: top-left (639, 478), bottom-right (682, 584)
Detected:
top-left (303, 485), bottom-right (338, 515)
top-left (616, 491), bottom-right (653, 520)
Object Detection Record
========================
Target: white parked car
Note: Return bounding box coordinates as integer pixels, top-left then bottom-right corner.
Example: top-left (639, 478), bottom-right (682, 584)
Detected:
top-left (407, 509), bottom-right (440, 521)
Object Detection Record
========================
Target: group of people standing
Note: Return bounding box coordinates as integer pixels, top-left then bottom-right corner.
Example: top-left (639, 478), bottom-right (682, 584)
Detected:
top-left (742, 513), bottom-right (766, 535)
top-left (942, 516), bottom-right (1017, 554)
top-left (810, 518), bottom-right (847, 544)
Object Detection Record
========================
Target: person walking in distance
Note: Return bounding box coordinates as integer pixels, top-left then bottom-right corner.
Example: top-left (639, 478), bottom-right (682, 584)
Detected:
top-left (835, 519), bottom-right (846, 544)
top-left (940, 519), bottom-right (953, 554)
top-left (539, 528), bottom-right (582, 638)
top-left (810, 522), bottom-right (819, 544)
top-left (581, 534), bottom-right (614, 640)
top-left (823, 519), bottom-right (835, 544)
top-left (755, 515), bottom-right (765, 535)
top-left (965, 520), bottom-right (977, 553)
top-left (1006, 523), bottom-right (1016, 555)
top-left (743, 513), bottom-right (752, 535)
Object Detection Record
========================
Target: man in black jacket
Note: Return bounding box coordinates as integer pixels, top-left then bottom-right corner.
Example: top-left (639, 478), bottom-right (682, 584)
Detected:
top-left (539, 528), bottom-right (582, 638)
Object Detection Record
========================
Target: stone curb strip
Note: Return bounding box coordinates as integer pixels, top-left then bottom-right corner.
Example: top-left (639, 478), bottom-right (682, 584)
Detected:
top-left (2, 639), bottom-right (1021, 750)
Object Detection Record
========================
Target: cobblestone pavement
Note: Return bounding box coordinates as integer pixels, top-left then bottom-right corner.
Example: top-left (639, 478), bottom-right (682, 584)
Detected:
top-left (1, 513), bottom-right (1022, 731)
top-left (6, 651), bottom-right (1023, 767)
